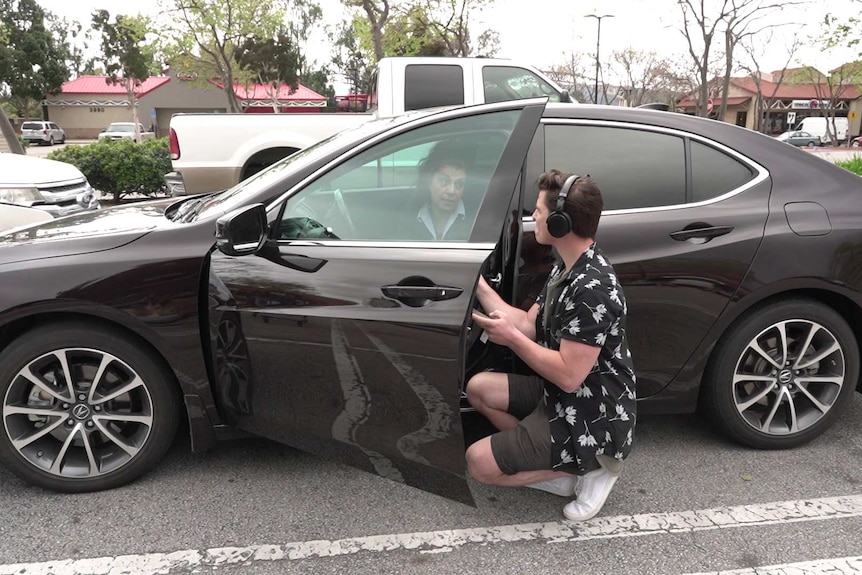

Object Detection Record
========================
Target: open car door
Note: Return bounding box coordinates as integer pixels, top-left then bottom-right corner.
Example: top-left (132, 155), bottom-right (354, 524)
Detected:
top-left (209, 100), bottom-right (546, 504)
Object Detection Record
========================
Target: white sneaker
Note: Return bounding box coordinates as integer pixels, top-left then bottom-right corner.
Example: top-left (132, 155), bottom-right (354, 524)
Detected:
top-left (525, 475), bottom-right (578, 497)
top-left (562, 466), bottom-right (619, 521)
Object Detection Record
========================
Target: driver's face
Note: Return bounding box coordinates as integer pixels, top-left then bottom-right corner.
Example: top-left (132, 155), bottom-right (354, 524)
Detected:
top-left (430, 165), bottom-right (466, 213)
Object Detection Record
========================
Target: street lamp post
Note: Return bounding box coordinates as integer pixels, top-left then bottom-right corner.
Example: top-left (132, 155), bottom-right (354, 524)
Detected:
top-left (585, 14), bottom-right (614, 104)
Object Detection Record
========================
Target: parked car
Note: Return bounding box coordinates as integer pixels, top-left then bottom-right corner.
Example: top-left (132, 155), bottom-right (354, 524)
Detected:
top-left (0, 153), bottom-right (100, 217)
top-left (0, 100), bottom-right (860, 502)
top-left (775, 130), bottom-right (820, 147)
top-left (20, 121), bottom-right (65, 146)
top-left (98, 122), bottom-right (155, 142)
top-left (0, 203), bottom-right (53, 232)
top-left (850, 136), bottom-right (861, 148)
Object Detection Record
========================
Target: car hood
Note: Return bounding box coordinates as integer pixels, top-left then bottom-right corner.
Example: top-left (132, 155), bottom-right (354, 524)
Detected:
top-left (0, 199), bottom-right (175, 265)
top-left (0, 153), bottom-right (85, 185)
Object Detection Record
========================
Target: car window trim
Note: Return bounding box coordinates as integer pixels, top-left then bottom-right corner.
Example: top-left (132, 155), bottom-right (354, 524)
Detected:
top-left (532, 118), bottom-right (770, 219)
top-left (272, 239), bottom-right (496, 250)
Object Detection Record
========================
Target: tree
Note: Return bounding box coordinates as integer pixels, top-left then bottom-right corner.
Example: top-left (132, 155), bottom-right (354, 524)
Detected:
top-left (739, 31), bottom-right (801, 133)
top-left (344, 0), bottom-right (390, 62)
top-left (677, 0), bottom-right (804, 120)
top-left (0, 0), bottom-right (72, 119)
top-left (300, 65), bottom-right (336, 111)
top-left (92, 10), bottom-right (158, 143)
top-left (235, 32), bottom-right (302, 113)
top-left (543, 51), bottom-right (590, 103)
top-left (331, 18), bottom-right (376, 94)
top-left (161, 0), bottom-right (318, 113)
top-left (791, 15), bottom-right (862, 145)
top-left (611, 48), bottom-right (675, 108)
top-left (715, 0), bottom-right (800, 122)
top-left (677, 0), bottom-right (729, 116)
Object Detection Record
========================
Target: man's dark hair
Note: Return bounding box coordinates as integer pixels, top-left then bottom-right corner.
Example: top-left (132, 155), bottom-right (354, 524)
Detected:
top-left (537, 169), bottom-right (603, 239)
top-left (418, 140), bottom-right (470, 188)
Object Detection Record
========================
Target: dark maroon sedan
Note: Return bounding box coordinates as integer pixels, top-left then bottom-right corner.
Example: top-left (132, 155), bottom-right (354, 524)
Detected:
top-left (0, 99), bottom-right (860, 503)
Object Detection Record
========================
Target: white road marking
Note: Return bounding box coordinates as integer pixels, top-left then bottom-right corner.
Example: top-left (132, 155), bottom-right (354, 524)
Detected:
top-left (1, 494), bottom-right (861, 575)
top-left (683, 555), bottom-right (862, 574)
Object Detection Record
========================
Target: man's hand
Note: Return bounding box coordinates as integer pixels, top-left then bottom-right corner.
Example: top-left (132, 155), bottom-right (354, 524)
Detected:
top-left (472, 309), bottom-right (521, 348)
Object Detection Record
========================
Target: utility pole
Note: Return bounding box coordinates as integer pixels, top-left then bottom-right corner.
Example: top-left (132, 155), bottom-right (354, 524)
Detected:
top-left (585, 14), bottom-right (614, 104)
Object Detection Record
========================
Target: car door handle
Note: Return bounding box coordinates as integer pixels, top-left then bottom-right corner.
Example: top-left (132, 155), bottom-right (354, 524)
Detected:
top-left (670, 225), bottom-right (734, 242)
top-left (381, 285), bottom-right (463, 302)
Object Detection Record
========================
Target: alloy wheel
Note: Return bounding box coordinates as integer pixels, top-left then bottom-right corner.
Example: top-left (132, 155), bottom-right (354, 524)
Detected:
top-left (2, 347), bottom-right (154, 479)
top-left (732, 319), bottom-right (845, 437)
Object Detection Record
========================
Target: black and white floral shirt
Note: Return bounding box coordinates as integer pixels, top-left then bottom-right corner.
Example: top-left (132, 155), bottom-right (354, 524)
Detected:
top-left (534, 242), bottom-right (637, 474)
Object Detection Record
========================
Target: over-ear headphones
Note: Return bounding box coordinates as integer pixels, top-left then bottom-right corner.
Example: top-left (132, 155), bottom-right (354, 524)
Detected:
top-left (546, 174), bottom-right (579, 238)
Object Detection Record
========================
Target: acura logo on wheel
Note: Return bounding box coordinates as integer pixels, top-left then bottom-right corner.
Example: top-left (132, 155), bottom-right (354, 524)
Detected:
top-left (778, 370), bottom-right (793, 384)
top-left (72, 404), bottom-right (91, 420)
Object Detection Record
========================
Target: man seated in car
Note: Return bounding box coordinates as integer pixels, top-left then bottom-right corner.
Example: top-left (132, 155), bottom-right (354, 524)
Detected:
top-left (402, 140), bottom-right (472, 241)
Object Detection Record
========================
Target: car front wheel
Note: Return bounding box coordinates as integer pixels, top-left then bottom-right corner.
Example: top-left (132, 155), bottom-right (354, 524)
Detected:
top-left (0, 324), bottom-right (180, 492)
top-left (703, 298), bottom-right (859, 449)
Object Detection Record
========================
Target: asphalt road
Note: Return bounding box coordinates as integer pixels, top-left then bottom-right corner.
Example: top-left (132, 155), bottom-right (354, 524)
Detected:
top-left (1, 394), bottom-right (861, 575)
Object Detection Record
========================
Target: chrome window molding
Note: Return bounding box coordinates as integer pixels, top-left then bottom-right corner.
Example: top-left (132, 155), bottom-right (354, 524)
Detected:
top-left (274, 240), bottom-right (496, 250)
top-left (536, 118), bottom-right (771, 216)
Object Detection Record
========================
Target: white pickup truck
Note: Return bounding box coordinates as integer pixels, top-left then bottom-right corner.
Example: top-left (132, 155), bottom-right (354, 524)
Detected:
top-left (167, 56), bottom-right (570, 195)
top-left (98, 122), bottom-right (156, 143)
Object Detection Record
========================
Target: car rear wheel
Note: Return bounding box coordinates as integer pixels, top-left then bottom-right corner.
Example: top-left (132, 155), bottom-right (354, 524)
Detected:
top-left (0, 324), bottom-right (181, 492)
top-left (702, 298), bottom-right (858, 449)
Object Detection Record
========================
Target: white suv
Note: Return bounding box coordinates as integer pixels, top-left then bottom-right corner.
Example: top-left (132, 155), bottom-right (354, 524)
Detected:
top-left (20, 121), bottom-right (66, 146)
top-left (0, 153), bottom-right (100, 217)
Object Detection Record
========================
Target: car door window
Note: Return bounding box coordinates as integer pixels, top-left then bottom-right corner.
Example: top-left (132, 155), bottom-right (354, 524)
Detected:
top-left (543, 125), bottom-right (686, 211)
top-left (277, 110), bottom-right (518, 242)
top-left (690, 140), bottom-right (754, 203)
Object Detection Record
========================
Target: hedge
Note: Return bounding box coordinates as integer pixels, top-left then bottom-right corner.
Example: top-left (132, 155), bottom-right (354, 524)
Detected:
top-left (47, 138), bottom-right (172, 203)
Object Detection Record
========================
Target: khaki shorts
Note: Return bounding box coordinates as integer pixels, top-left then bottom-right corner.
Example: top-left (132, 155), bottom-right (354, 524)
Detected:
top-left (490, 374), bottom-right (556, 475)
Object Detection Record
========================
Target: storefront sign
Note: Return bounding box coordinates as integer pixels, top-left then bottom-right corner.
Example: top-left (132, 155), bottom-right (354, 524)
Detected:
top-left (791, 99), bottom-right (829, 109)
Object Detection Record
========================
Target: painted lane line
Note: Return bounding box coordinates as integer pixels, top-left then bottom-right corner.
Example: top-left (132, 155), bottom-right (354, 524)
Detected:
top-left (1, 494), bottom-right (861, 575)
top-left (683, 555), bottom-right (862, 574)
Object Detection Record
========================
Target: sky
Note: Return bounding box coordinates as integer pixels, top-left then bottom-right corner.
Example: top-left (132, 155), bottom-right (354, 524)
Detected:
top-left (34, 0), bottom-right (862, 90)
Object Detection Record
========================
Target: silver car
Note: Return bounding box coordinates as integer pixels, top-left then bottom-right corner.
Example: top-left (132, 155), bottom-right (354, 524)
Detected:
top-left (20, 121), bottom-right (66, 146)
top-left (0, 153), bottom-right (100, 217)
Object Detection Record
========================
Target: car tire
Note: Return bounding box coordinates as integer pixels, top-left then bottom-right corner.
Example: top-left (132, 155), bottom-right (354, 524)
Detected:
top-left (807, 141), bottom-right (815, 147)
top-left (852, 140), bottom-right (860, 148)
top-left (0, 323), bottom-right (181, 492)
top-left (702, 297), bottom-right (858, 449)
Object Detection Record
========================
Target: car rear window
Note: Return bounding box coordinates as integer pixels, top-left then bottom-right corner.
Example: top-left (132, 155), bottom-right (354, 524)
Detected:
top-left (22, 122), bottom-right (43, 130)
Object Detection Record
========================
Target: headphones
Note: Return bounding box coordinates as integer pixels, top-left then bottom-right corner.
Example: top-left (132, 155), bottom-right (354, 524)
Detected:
top-left (546, 174), bottom-right (579, 238)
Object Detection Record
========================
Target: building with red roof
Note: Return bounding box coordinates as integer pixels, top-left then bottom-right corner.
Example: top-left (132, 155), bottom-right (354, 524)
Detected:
top-left (676, 64), bottom-right (862, 137)
top-left (43, 71), bottom-right (328, 139)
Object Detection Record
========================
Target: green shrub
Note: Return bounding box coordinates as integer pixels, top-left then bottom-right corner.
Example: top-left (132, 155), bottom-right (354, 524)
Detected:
top-left (17, 135), bottom-right (29, 149)
top-left (48, 138), bottom-right (172, 203)
top-left (835, 156), bottom-right (862, 176)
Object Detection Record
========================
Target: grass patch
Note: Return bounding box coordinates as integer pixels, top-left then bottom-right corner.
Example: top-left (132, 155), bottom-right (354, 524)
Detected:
top-left (834, 155), bottom-right (862, 175)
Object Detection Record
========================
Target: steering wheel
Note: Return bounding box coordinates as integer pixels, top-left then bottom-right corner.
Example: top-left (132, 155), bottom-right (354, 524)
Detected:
top-left (332, 189), bottom-right (357, 237)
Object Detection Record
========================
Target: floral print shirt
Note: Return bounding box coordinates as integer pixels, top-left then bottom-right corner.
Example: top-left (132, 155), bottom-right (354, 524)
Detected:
top-left (535, 242), bottom-right (637, 474)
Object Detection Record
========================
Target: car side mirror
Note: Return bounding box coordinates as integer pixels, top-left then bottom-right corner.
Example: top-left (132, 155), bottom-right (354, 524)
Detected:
top-left (215, 203), bottom-right (267, 256)
top-left (559, 90), bottom-right (573, 103)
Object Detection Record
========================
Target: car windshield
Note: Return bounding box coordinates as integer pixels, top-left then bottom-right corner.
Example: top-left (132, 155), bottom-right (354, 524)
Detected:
top-left (193, 112), bottom-right (430, 221)
top-left (108, 124), bottom-right (134, 132)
